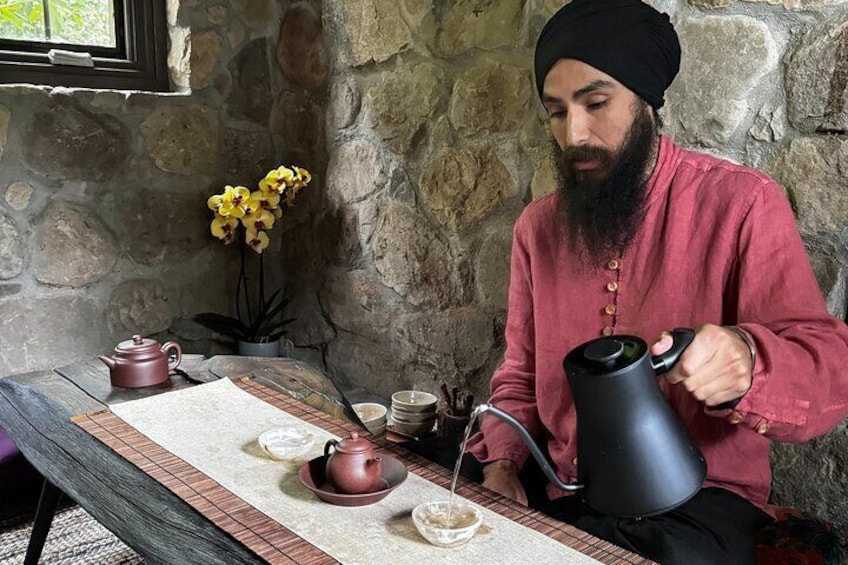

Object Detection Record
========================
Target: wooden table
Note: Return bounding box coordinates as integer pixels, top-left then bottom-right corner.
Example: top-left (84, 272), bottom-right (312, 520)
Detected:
top-left (0, 356), bottom-right (652, 565)
top-left (0, 355), bottom-right (359, 564)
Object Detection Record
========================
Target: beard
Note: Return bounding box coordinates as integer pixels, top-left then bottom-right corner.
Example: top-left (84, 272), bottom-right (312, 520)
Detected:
top-left (555, 102), bottom-right (658, 265)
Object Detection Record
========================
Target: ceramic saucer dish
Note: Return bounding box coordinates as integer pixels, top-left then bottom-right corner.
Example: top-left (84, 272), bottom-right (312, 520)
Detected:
top-left (257, 427), bottom-right (315, 460)
top-left (297, 454), bottom-right (408, 507)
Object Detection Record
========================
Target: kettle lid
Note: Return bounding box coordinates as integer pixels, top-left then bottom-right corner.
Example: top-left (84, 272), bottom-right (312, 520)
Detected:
top-left (115, 335), bottom-right (160, 355)
top-left (564, 335), bottom-right (647, 375)
top-left (334, 431), bottom-right (375, 454)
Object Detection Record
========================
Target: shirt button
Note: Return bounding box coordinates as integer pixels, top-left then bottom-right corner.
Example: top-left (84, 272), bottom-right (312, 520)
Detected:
top-left (604, 304), bottom-right (617, 316)
top-left (606, 281), bottom-right (619, 292)
top-left (602, 326), bottom-right (614, 336)
top-left (756, 420), bottom-right (769, 435)
top-left (607, 259), bottom-right (620, 270)
top-left (572, 457), bottom-right (578, 465)
top-left (729, 411), bottom-right (744, 425)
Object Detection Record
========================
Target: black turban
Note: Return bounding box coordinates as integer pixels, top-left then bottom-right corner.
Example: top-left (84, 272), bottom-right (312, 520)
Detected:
top-left (534, 0), bottom-right (681, 109)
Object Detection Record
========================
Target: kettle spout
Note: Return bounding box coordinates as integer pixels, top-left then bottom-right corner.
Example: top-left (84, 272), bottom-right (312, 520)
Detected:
top-left (98, 355), bottom-right (118, 370)
top-left (474, 403), bottom-right (583, 492)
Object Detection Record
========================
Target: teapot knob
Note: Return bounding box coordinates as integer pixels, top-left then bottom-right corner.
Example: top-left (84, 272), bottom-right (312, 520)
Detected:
top-left (132, 335), bottom-right (144, 345)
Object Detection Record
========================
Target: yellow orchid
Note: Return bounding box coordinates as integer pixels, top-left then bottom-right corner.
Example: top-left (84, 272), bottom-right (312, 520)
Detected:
top-left (197, 163), bottom-right (312, 345)
top-left (293, 166), bottom-right (312, 186)
top-left (246, 229), bottom-right (270, 254)
top-left (242, 207), bottom-right (276, 234)
top-left (255, 188), bottom-right (280, 212)
top-left (210, 215), bottom-right (238, 244)
top-left (242, 192), bottom-right (264, 217)
top-left (218, 185), bottom-right (251, 218)
top-left (259, 166), bottom-right (296, 194)
top-left (207, 194), bottom-right (224, 212)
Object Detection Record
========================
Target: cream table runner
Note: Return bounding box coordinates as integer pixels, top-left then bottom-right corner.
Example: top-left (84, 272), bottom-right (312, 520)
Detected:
top-left (108, 378), bottom-right (605, 565)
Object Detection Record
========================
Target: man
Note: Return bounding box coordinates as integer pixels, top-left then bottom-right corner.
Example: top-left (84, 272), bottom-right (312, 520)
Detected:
top-left (465, 1), bottom-right (848, 563)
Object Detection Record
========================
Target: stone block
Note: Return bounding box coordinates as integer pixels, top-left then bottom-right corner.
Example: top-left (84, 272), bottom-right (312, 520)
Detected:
top-left (30, 202), bottom-right (116, 288)
top-left (108, 279), bottom-right (175, 336)
top-left (328, 77), bottom-right (361, 131)
top-left (395, 307), bottom-right (494, 375)
top-left (21, 104), bottom-right (128, 181)
top-left (426, 0), bottom-right (526, 58)
top-left (190, 30), bottom-right (223, 91)
top-left (141, 105), bottom-right (221, 176)
top-left (475, 227), bottom-right (513, 310)
top-left (227, 39), bottom-right (273, 125)
top-left (326, 139), bottom-right (387, 204)
top-left (0, 106), bottom-right (9, 160)
top-left (419, 145), bottom-right (513, 231)
top-left (329, 0), bottom-right (410, 66)
top-left (450, 59), bottom-right (532, 138)
top-left (0, 214), bottom-right (23, 280)
top-left (372, 201), bottom-right (457, 307)
top-left (277, 3), bottom-right (329, 91)
top-left (0, 296), bottom-right (112, 376)
top-left (785, 10), bottom-right (848, 134)
top-left (367, 62), bottom-right (446, 154)
top-left (230, 0), bottom-right (274, 30)
top-left (666, 16), bottom-right (777, 146)
top-left (768, 136), bottom-right (848, 235)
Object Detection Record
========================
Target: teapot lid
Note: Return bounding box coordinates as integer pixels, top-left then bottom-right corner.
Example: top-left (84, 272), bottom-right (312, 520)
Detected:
top-left (334, 431), bottom-right (375, 454)
top-left (115, 335), bottom-right (159, 355)
top-left (564, 335), bottom-right (647, 376)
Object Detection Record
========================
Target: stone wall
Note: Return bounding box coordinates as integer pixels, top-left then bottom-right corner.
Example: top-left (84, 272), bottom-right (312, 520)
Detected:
top-left (0, 0), bottom-right (319, 371)
top-left (297, 0), bottom-right (848, 524)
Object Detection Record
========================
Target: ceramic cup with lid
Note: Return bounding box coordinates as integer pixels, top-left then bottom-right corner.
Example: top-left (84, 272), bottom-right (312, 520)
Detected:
top-left (99, 335), bottom-right (182, 388)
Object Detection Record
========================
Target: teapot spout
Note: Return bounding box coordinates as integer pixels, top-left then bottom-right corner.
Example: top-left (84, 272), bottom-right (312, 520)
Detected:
top-left (474, 404), bottom-right (583, 492)
top-left (98, 355), bottom-right (118, 370)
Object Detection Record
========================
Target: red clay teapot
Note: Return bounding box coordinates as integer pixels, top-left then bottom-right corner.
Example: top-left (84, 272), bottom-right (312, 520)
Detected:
top-left (99, 335), bottom-right (182, 388)
top-left (324, 431), bottom-right (384, 494)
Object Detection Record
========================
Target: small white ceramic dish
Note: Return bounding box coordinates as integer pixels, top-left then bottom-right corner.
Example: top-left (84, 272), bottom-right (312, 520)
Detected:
top-left (391, 418), bottom-right (435, 437)
top-left (391, 390), bottom-right (438, 412)
top-left (412, 500), bottom-right (483, 548)
top-left (391, 407), bottom-right (437, 423)
top-left (352, 402), bottom-right (388, 424)
top-left (257, 427), bottom-right (315, 460)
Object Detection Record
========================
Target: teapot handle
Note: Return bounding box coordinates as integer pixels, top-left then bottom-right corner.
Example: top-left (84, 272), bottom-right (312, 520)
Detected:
top-left (650, 327), bottom-right (695, 375)
top-left (161, 341), bottom-right (182, 371)
top-left (324, 439), bottom-right (339, 458)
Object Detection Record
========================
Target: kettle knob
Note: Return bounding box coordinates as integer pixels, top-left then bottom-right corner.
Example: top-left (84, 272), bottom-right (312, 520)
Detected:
top-left (584, 339), bottom-right (624, 368)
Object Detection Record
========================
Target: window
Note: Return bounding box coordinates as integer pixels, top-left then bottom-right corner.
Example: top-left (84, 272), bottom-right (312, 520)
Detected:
top-left (0, 0), bottom-right (169, 91)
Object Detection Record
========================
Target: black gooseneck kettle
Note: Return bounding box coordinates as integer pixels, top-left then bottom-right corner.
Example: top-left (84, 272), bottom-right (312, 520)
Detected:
top-left (475, 328), bottom-right (706, 518)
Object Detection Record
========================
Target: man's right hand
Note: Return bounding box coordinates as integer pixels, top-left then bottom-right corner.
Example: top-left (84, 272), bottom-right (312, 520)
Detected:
top-left (481, 459), bottom-right (528, 506)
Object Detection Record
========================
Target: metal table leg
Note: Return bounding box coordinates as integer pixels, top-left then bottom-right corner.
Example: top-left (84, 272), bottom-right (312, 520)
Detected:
top-left (24, 478), bottom-right (63, 565)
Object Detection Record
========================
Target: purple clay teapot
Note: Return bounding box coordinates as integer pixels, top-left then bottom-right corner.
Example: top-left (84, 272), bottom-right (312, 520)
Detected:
top-left (99, 335), bottom-right (182, 388)
top-left (324, 431), bottom-right (384, 494)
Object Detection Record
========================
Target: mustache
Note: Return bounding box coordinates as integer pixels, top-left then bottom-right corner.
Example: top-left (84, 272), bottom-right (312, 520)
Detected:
top-left (560, 145), bottom-right (615, 167)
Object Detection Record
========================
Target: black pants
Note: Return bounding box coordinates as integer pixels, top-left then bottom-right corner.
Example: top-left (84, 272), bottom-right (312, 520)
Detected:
top-left (458, 451), bottom-right (772, 565)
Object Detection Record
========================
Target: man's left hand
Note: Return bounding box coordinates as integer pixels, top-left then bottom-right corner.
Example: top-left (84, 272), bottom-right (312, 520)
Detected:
top-left (650, 324), bottom-right (753, 408)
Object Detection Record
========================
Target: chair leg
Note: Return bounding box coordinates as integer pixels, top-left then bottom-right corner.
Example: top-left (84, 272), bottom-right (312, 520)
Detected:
top-left (23, 478), bottom-right (63, 565)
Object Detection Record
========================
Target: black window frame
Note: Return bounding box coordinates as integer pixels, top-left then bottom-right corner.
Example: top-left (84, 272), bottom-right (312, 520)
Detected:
top-left (0, 0), bottom-right (169, 92)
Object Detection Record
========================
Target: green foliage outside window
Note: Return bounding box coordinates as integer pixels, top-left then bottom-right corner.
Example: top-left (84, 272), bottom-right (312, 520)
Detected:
top-left (0, 0), bottom-right (115, 47)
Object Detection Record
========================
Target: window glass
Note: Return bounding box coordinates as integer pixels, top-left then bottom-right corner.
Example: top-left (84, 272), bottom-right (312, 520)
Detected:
top-left (0, 0), bottom-right (116, 47)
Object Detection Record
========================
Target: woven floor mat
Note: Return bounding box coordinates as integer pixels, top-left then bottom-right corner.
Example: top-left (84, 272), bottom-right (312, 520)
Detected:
top-left (72, 377), bottom-right (651, 565)
top-left (0, 504), bottom-right (142, 565)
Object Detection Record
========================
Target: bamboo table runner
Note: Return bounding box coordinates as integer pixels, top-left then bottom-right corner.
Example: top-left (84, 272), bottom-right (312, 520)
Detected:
top-left (72, 378), bottom-right (654, 565)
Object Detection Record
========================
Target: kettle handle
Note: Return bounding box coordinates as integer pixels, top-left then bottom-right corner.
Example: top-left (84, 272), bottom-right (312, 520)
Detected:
top-left (324, 439), bottom-right (339, 458)
top-left (650, 328), bottom-right (743, 411)
top-left (162, 341), bottom-right (182, 371)
top-left (650, 327), bottom-right (695, 375)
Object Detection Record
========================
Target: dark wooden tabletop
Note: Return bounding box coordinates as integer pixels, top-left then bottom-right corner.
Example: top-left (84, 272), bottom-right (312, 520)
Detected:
top-left (0, 355), bottom-right (358, 565)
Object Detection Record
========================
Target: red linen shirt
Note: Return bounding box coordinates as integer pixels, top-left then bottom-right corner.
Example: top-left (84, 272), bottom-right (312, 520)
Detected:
top-left (466, 135), bottom-right (848, 509)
